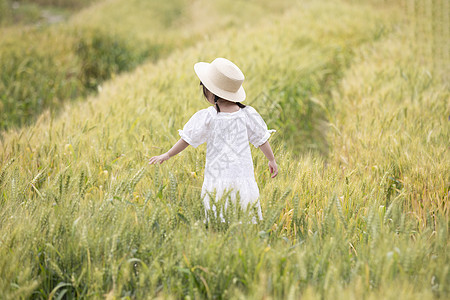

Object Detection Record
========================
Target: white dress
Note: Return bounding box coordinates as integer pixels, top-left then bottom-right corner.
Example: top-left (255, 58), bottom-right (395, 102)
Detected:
top-left (178, 105), bottom-right (275, 221)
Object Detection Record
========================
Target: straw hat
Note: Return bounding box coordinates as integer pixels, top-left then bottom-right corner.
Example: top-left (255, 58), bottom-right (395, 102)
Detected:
top-left (194, 57), bottom-right (246, 102)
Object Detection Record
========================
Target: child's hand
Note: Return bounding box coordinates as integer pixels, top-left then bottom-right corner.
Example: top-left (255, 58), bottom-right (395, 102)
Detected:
top-left (149, 153), bottom-right (170, 165)
top-left (268, 160), bottom-right (278, 178)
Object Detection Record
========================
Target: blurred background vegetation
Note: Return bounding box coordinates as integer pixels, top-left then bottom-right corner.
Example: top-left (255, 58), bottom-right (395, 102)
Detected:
top-left (1, 0), bottom-right (448, 136)
top-left (0, 0), bottom-right (291, 131)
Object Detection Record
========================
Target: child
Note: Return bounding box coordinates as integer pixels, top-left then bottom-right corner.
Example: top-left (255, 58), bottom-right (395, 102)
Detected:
top-left (149, 57), bottom-right (278, 222)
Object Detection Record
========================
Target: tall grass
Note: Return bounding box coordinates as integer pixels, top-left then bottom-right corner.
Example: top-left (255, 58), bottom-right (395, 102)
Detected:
top-left (0, 26), bottom-right (149, 130)
top-left (0, 0), bottom-right (96, 26)
top-left (0, 0), bottom-right (292, 131)
top-left (0, 0), bottom-right (448, 298)
top-left (349, 0), bottom-right (449, 82)
top-left (18, 0), bottom-right (96, 9)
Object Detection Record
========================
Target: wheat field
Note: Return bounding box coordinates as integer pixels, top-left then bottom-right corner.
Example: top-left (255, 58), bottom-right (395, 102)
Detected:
top-left (0, 0), bottom-right (448, 299)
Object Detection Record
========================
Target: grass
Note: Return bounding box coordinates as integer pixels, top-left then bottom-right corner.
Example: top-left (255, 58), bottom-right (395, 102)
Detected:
top-left (0, 0), bottom-right (95, 26)
top-left (0, 0), bottom-right (449, 299)
top-left (0, 0), bottom-right (291, 130)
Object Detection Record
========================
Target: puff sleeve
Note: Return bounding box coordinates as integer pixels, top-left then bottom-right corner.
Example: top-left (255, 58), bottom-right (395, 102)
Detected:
top-left (178, 108), bottom-right (211, 148)
top-left (244, 106), bottom-right (276, 148)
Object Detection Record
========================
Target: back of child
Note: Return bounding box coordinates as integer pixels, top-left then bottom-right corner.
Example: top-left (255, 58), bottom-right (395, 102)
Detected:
top-left (149, 58), bottom-right (278, 223)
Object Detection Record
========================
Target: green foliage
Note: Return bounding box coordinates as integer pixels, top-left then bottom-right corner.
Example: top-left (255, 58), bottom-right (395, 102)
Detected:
top-left (0, 0), bottom-right (12, 25)
top-left (0, 0), bottom-right (94, 26)
top-left (18, 0), bottom-right (96, 9)
top-left (0, 0), bottom-right (448, 299)
top-left (0, 30), bottom-right (79, 130)
top-left (0, 0), bottom-right (293, 130)
top-left (0, 27), bottom-right (150, 130)
top-left (75, 30), bottom-right (149, 90)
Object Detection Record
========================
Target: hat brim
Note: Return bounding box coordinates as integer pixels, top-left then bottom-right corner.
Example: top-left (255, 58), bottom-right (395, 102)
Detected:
top-left (194, 62), bottom-right (246, 103)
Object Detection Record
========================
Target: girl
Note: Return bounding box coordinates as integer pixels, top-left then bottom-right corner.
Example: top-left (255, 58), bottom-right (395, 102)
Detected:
top-left (149, 57), bottom-right (278, 222)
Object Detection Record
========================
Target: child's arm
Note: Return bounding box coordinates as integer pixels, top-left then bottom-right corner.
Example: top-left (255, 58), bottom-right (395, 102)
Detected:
top-left (259, 141), bottom-right (278, 178)
top-left (149, 139), bottom-right (189, 165)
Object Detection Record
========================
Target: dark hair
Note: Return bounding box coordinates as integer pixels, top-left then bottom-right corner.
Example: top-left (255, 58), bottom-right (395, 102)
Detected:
top-left (200, 81), bottom-right (245, 113)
